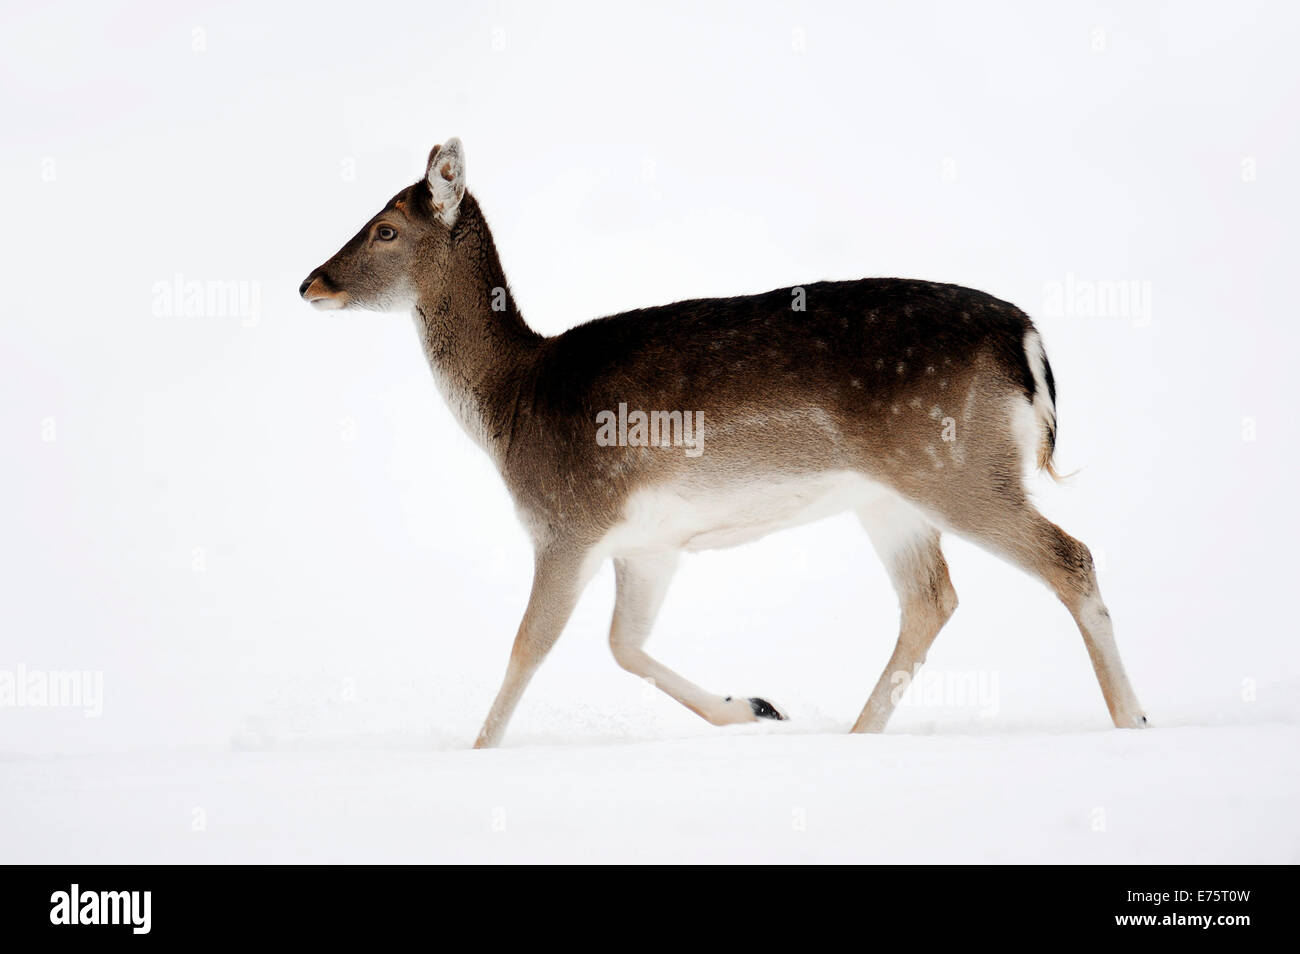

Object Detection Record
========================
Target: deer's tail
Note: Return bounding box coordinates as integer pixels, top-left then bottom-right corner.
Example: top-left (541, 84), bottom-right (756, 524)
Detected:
top-left (1022, 329), bottom-right (1061, 481)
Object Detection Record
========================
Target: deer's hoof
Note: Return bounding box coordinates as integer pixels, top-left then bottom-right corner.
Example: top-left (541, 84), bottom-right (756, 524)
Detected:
top-left (748, 697), bottom-right (787, 721)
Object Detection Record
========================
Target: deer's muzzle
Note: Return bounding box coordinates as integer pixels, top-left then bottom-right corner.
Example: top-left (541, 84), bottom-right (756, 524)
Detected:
top-left (299, 271), bottom-right (347, 310)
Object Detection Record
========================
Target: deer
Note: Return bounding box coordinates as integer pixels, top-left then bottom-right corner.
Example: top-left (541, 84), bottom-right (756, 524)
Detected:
top-left (300, 137), bottom-right (1147, 749)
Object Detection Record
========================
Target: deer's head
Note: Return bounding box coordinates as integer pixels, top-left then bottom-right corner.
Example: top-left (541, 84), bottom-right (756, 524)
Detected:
top-left (300, 139), bottom-right (468, 312)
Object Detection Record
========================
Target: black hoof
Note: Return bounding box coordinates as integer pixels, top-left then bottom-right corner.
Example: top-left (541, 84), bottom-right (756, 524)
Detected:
top-left (749, 697), bottom-right (786, 721)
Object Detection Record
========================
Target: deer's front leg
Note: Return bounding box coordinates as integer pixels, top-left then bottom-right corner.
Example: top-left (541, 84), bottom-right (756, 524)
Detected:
top-left (473, 546), bottom-right (590, 749)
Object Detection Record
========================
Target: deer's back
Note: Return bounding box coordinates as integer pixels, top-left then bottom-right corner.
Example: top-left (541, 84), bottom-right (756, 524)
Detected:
top-left (538, 278), bottom-right (1033, 405)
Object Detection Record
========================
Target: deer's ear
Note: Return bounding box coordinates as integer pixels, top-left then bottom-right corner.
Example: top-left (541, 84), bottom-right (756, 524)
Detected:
top-left (426, 138), bottom-right (466, 227)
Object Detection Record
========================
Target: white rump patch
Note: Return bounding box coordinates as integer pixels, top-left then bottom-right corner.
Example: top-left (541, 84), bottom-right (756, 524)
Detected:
top-left (1007, 394), bottom-right (1041, 479)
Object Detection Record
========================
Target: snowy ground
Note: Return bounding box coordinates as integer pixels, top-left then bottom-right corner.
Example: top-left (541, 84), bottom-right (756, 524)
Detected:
top-left (5, 582), bottom-right (1299, 866)
top-left (5, 722), bottom-right (1297, 864)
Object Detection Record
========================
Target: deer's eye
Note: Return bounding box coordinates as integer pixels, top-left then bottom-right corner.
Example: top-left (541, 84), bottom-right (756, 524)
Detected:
top-left (376, 225), bottom-right (397, 241)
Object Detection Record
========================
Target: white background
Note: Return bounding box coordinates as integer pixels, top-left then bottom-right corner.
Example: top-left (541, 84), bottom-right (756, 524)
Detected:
top-left (1, 0), bottom-right (1297, 862)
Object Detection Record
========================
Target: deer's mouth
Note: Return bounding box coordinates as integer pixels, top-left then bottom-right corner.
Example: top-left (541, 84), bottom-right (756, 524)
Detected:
top-left (307, 291), bottom-right (347, 310)
top-left (300, 274), bottom-right (348, 310)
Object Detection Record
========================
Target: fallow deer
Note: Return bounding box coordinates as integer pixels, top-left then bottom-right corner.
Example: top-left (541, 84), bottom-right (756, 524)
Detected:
top-left (300, 138), bottom-right (1147, 748)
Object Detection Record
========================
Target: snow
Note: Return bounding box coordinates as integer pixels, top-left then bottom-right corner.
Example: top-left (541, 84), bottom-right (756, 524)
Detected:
top-left (5, 723), bottom-right (1297, 864)
top-left (4, 623), bottom-right (1298, 862)
top-left (3, 1), bottom-right (1299, 863)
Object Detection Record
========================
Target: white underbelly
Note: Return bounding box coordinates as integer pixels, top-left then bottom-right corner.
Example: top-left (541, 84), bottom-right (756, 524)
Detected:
top-left (600, 470), bottom-right (900, 556)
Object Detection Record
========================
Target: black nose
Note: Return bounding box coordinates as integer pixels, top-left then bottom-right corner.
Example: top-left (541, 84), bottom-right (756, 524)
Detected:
top-left (299, 275), bottom-right (314, 297)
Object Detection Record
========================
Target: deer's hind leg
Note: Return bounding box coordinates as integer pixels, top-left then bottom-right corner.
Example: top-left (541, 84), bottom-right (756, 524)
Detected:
top-left (936, 491), bottom-right (1147, 729)
top-left (853, 500), bottom-right (959, 733)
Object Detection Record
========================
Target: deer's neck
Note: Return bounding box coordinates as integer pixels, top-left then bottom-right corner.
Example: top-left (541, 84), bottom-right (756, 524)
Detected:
top-left (412, 202), bottom-right (541, 461)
